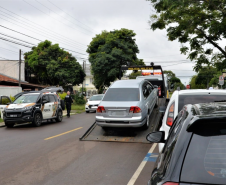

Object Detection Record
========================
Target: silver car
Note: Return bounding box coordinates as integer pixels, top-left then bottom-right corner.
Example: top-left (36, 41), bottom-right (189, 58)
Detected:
top-left (96, 80), bottom-right (158, 129)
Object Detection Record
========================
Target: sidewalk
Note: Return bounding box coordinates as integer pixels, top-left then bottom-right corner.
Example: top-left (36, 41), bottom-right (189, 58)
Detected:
top-left (0, 111), bottom-right (76, 127)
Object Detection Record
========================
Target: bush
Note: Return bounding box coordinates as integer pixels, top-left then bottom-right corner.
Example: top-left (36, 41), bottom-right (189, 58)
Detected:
top-left (10, 95), bottom-right (15, 102)
top-left (74, 94), bottom-right (86, 105)
top-left (58, 92), bottom-right (67, 100)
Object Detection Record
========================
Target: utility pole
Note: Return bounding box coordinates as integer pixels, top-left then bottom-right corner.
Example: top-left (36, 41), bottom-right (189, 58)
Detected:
top-left (19, 49), bottom-right (21, 87)
top-left (82, 60), bottom-right (86, 95)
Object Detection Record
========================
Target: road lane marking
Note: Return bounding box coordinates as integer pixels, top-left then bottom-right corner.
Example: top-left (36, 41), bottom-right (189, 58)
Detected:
top-left (127, 143), bottom-right (157, 185)
top-left (44, 127), bottom-right (83, 140)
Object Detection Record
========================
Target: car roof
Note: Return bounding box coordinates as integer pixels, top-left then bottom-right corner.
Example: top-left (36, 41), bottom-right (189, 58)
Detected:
top-left (110, 80), bottom-right (144, 88)
top-left (178, 89), bottom-right (226, 95)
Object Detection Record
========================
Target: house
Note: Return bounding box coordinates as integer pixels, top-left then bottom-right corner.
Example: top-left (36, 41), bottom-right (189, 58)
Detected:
top-left (0, 60), bottom-right (46, 90)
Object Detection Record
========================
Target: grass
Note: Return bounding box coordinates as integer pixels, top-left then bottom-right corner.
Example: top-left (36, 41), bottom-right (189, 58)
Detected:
top-left (0, 118), bottom-right (3, 123)
top-left (71, 104), bottom-right (85, 111)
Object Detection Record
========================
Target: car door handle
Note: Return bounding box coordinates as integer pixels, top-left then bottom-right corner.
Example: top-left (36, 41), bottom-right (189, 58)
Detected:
top-left (49, 105), bottom-right (51, 107)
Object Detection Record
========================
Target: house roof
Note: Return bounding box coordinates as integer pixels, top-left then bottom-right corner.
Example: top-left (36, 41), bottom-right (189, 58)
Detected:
top-left (0, 73), bottom-right (46, 88)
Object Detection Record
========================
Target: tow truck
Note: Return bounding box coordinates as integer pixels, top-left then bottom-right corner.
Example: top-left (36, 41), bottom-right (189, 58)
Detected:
top-left (80, 64), bottom-right (169, 143)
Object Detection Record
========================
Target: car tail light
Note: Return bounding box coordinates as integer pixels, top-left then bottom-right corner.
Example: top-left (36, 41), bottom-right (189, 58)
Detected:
top-left (163, 182), bottom-right (179, 185)
top-left (129, 106), bottom-right (141, 113)
top-left (97, 106), bottom-right (106, 113)
top-left (166, 102), bottom-right (175, 126)
top-left (158, 86), bottom-right (161, 97)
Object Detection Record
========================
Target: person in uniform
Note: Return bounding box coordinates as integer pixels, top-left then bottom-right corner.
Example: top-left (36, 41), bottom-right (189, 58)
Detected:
top-left (64, 91), bottom-right (73, 118)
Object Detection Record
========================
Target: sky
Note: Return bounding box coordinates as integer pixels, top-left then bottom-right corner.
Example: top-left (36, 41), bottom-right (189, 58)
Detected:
top-left (0, 0), bottom-right (197, 85)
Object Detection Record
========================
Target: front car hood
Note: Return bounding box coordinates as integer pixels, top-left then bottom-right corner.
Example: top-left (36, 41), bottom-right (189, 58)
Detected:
top-left (87, 101), bottom-right (101, 105)
top-left (6, 103), bottom-right (35, 109)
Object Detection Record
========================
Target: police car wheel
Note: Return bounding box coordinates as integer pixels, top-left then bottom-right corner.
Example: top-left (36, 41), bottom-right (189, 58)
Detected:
top-left (86, 111), bottom-right (89, 113)
top-left (56, 110), bottom-right (63, 122)
top-left (5, 122), bottom-right (15, 128)
top-left (32, 113), bottom-right (42, 127)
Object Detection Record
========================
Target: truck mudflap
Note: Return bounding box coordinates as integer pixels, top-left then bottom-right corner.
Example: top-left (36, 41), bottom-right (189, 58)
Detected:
top-left (80, 106), bottom-right (164, 143)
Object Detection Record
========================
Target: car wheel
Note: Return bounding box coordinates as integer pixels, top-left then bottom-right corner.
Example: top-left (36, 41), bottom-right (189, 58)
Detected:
top-left (5, 122), bottom-right (15, 128)
top-left (142, 114), bottom-right (150, 130)
top-left (86, 111), bottom-right (89, 113)
top-left (154, 98), bottom-right (158, 108)
top-left (32, 113), bottom-right (42, 127)
top-left (56, 110), bottom-right (63, 122)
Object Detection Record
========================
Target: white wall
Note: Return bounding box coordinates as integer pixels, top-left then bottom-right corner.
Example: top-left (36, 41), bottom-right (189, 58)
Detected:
top-left (0, 60), bottom-right (25, 81)
top-left (0, 86), bottom-right (22, 96)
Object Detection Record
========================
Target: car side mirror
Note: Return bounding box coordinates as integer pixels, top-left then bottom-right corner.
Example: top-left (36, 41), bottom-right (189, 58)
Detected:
top-left (154, 85), bottom-right (158, 88)
top-left (146, 131), bottom-right (165, 143)
top-left (159, 106), bottom-right (166, 113)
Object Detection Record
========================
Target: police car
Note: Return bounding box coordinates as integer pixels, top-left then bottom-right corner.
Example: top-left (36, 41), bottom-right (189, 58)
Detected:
top-left (3, 91), bottom-right (63, 128)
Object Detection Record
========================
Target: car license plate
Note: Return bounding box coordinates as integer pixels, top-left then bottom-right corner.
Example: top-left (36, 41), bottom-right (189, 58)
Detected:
top-left (112, 111), bottom-right (125, 116)
top-left (10, 115), bottom-right (17, 117)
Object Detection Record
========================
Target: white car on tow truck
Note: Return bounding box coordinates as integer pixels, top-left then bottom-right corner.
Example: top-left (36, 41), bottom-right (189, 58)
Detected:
top-left (159, 89), bottom-right (226, 152)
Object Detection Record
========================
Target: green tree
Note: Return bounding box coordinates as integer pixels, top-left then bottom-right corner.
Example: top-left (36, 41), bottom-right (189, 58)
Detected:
top-left (86, 28), bottom-right (144, 93)
top-left (195, 67), bottom-right (218, 88)
top-left (129, 71), bottom-right (142, 79)
top-left (148, 0), bottom-right (226, 72)
top-left (24, 40), bottom-right (85, 86)
top-left (189, 75), bottom-right (206, 89)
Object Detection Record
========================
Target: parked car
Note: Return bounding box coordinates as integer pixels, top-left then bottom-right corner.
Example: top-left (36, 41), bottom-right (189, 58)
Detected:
top-left (0, 96), bottom-right (12, 118)
top-left (85, 94), bottom-right (104, 113)
top-left (3, 91), bottom-right (63, 128)
top-left (158, 89), bottom-right (226, 152)
top-left (96, 79), bottom-right (158, 129)
top-left (147, 102), bottom-right (226, 185)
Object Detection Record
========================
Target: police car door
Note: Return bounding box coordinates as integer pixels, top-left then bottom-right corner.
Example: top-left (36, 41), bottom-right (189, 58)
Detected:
top-left (0, 96), bottom-right (11, 118)
top-left (48, 95), bottom-right (56, 118)
top-left (42, 95), bottom-right (52, 119)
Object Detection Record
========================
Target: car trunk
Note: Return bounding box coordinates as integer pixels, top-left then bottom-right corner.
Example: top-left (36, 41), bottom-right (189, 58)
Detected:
top-left (100, 101), bottom-right (140, 118)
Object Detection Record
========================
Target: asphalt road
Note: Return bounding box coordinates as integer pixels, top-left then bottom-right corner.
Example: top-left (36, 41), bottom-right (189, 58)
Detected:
top-left (0, 113), bottom-right (158, 185)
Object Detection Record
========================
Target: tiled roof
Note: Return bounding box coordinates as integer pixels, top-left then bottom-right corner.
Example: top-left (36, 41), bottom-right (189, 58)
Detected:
top-left (0, 74), bottom-right (46, 88)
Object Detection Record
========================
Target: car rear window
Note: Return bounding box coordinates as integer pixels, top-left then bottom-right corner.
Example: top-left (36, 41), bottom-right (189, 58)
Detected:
top-left (181, 123), bottom-right (226, 184)
top-left (102, 88), bottom-right (140, 101)
top-left (178, 95), bottom-right (226, 113)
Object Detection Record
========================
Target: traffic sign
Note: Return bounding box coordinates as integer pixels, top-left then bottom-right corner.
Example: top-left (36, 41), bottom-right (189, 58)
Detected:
top-left (219, 75), bottom-right (224, 85)
top-left (186, 85), bottom-right (190, 89)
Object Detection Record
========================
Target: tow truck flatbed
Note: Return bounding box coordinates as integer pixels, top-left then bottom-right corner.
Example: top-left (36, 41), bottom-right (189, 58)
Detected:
top-left (80, 98), bottom-right (166, 143)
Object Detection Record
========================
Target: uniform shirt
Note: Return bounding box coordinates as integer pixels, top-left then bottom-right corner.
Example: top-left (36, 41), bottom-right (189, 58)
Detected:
top-left (64, 95), bottom-right (73, 104)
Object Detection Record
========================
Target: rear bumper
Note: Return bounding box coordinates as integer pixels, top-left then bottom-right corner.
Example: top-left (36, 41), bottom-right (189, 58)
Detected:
top-left (96, 116), bottom-right (146, 128)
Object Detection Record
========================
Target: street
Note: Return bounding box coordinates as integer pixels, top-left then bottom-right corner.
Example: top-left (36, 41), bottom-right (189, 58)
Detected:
top-left (0, 113), bottom-right (158, 185)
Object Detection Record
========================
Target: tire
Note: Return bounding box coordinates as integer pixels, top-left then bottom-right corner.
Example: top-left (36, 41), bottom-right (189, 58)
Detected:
top-left (5, 122), bottom-right (15, 128)
top-left (102, 127), bottom-right (108, 131)
top-left (32, 113), bottom-right (42, 127)
top-left (56, 110), bottom-right (63, 122)
top-left (60, 100), bottom-right (65, 110)
top-left (154, 98), bottom-right (158, 108)
top-left (86, 111), bottom-right (89, 113)
top-left (142, 114), bottom-right (150, 130)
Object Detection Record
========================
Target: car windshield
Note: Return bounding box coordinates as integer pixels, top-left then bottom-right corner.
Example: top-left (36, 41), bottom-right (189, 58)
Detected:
top-left (13, 94), bottom-right (39, 104)
top-left (178, 95), bottom-right (226, 113)
top-left (89, 95), bottom-right (103, 101)
top-left (102, 88), bottom-right (140, 101)
top-left (181, 123), bottom-right (226, 184)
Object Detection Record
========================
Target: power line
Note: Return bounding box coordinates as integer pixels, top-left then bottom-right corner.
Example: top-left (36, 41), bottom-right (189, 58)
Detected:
top-left (0, 32), bottom-right (36, 46)
top-left (0, 37), bottom-right (32, 48)
top-left (0, 6), bottom-right (88, 48)
top-left (140, 54), bottom-right (183, 58)
top-left (0, 13), bottom-right (87, 51)
top-left (35, 0), bottom-right (95, 34)
top-left (0, 46), bottom-right (18, 53)
top-left (22, 0), bottom-right (90, 36)
top-left (0, 25), bottom-right (41, 42)
top-left (47, 0), bottom-right (96, 33)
